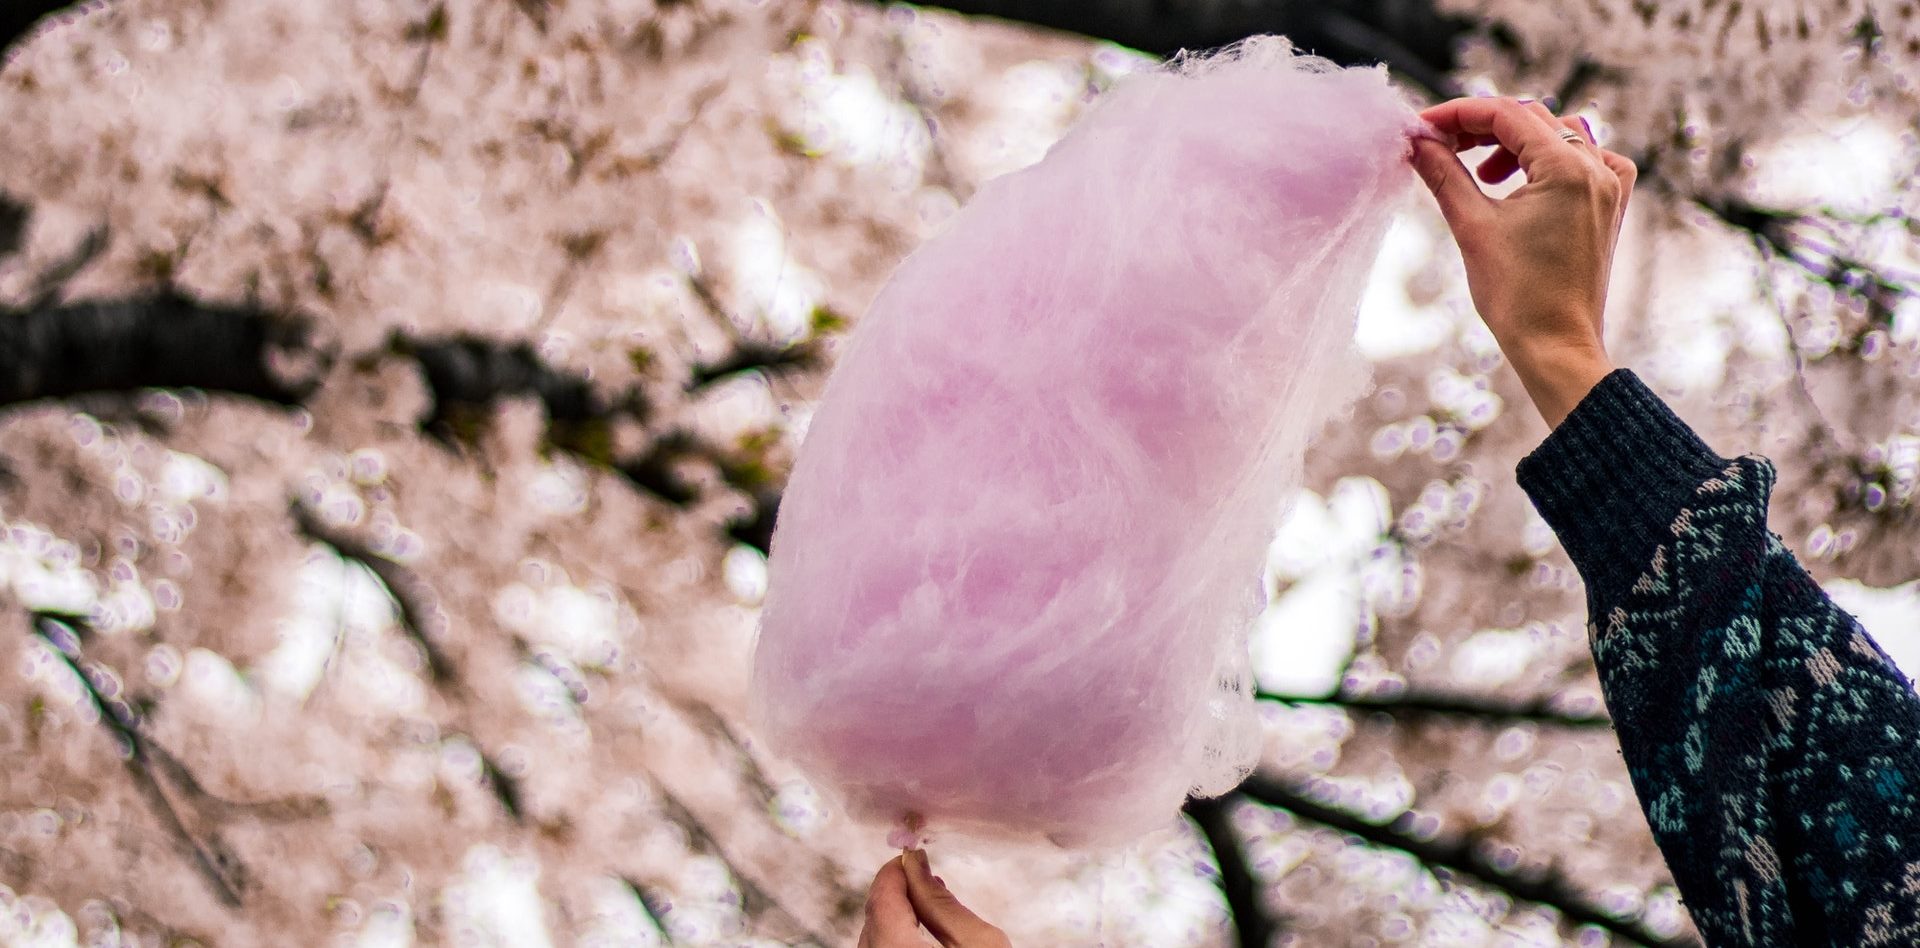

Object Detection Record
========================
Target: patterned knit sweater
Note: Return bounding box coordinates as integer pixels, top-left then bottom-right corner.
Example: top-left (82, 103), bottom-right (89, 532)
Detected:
top-left (1513, 368), bottom-right (1920, 947)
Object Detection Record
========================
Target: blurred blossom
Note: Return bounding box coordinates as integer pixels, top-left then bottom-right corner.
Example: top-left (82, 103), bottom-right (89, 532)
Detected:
top-left (441, 846), bottom-right (554, 948)
top-left (1356, 217), bottom-right (1452, 361)
top-left (771, 37), bottom-right (931, 176)
top-left (722, 543), bottom-right (769, 605)
top-left (493, 574), bottom-right (636, 670)
top-left (730, 204), bottom-right (827, 344)
top-left (0, 519), bottom-right (100, 614)
top-left (1255, 477), bottom-right (1395, 696)
top-left (349, 900), bottom-right (414, 948)
top-left (1451, 625), bottom-right (1550, 689)
top-left (526, 460), bottom-right (590, 515)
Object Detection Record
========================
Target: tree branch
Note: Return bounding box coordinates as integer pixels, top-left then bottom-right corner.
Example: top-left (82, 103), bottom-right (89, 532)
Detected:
top-left (619, 875), bottom-right (678, 944)
top-left (29, 613), bottom-right (248, 908)
top-left (653, 786), bottom-right (836, 947)
top-left (1259, 688), bottom-right (1613, 729)
top-left (288, 505), bottom-right (538, 825)
top-left (687, 339), bottom-right (822, 392)
top-left (1696, 195), bottom-right (1920, 326)
top-left (0, 295), bottom-right (328, 410)
top-left (1185, 795), bottom-right (1284, 948)
top-left (393, 333), bottom-right (650, 448)
top-left (0, 193), bottom-right (25, 259)
top-left (1236, 772), bottom-right (1697, 948)
top-left (0, 290), bottom-right (782, 554)
top-left (290, 502), bottom-right (457, 684)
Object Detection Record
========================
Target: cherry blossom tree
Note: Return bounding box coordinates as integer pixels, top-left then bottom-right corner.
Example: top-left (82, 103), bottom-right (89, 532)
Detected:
top-left (0, 1), bottom-right (1914, 946)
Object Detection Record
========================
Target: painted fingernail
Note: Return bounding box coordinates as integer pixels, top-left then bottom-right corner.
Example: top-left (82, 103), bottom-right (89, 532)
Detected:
top-left (1579, 116), bottom-right (1594, 140)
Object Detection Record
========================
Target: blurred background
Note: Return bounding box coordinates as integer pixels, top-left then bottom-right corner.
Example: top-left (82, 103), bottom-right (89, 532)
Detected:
top-left (0, 1), bottom-right (1916, 945)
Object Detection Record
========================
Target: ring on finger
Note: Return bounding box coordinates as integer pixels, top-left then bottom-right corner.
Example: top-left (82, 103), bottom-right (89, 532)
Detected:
top-left (1556, 128), bottom-right (1586, 144)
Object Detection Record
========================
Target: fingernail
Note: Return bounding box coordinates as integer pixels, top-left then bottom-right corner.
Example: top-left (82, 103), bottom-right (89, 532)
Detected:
top-left (933, 875), bottom-right (946, 888)
top-left (1516, 97), bottom-right (1534, 104)
top-left (1579, 116), bottom-right (1594, 140)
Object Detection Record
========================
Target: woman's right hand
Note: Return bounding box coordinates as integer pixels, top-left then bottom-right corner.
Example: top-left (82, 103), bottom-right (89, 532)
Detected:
top-left (860, 849), bottom-right (1010, 948)
top-left (1407, 96), bottom-right (1638, 429)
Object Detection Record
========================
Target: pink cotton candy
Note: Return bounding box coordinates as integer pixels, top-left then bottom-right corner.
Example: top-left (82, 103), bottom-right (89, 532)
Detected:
top-left (750, 37), bottom-right (1423, 850)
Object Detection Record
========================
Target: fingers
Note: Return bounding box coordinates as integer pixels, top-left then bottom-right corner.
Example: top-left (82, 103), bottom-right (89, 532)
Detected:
top-left (902, 849), bottom-right (1010, 948)
top-left (1474, 113), bottom-right (1590, 184)
top-left (1419, 97), bottom-right (1570, 177)
top-left (1598, 148), bottom-right (1637, 208)
top-left (1409, 136), bottom-right (1489, 228)
top-left (1562, 113), bottom-right (1595, 145)
top-left (861, 856), bottom-right (924, 948)
top-left (1598, 148), bottom-right (1638, 241)
top-left (1475, 146), bottom-right (1520, 185)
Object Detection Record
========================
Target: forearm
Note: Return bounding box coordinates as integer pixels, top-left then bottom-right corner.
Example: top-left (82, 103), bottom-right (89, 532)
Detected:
top-left (1515, 369), bottom-right (1920, 944)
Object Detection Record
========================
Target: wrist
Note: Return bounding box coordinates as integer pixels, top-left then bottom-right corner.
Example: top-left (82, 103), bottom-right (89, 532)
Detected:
top-left (1504, 341), bottom-right (1614, 430)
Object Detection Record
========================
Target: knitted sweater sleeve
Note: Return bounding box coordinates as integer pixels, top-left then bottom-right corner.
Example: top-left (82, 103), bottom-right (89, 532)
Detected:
top-left (1513, 368), bottom-right (1920, 946)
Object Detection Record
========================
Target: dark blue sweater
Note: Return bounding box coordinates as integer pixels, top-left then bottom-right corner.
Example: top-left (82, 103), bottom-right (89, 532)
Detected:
top-left (1515, 368), bottom-right (1920, 946)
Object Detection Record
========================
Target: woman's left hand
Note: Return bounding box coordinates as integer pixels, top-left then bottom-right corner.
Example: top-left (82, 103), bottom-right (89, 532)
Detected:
top-left (860, 849), bottom-right (1011, 948)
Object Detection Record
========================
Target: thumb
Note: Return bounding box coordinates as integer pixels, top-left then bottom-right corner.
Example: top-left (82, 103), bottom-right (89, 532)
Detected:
top-left (1409, 136), bottom-right (1487, 228)
top-left (901, 849), bottom-right (1007, 948)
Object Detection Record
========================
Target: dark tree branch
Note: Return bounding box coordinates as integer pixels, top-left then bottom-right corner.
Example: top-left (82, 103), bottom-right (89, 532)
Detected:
top-left (0, 295), bottom-right (329, 410)
top-left (1551, 58), bottom-right (1609, 109)
top-left (289, 504), bottom-right (538, 824)
top-left (29, 613), bottom-right (247, 908)
top-left (654, 786), bottom-right (836, 947)
top-left (1185, 795), bottom-right (1284, 948)
top-left (1695, 195), bottom-right (1919, 327)
top-left (1237, 773), bottom-right (1698, 948)
top-left (687, 339), bottom-right (823, 392)
top-left (478, 751), bottom-right (526, 823)
top-left (725, 487), bottom-right (780, 554)
top-left (21, 224), bottom-right (109, 310)
top-left (619, 876), bottom-right (678, 944)
top-left (0, 290), bottom-right (776, 551)
top-left (290, 502), bottom-right (457, 684)
top-left (0, 194), bottom-right (26, 259)
top-left (914, 0), bottom-right (1468, 97)
top-left (612, 426), bottom-right (785, 551)
top-left (616, 428), bottom-right (707, 506)
top-left (1260, 688), bottom-right (1613, 729)
top-left (394, 333), bottom-right (649, 444)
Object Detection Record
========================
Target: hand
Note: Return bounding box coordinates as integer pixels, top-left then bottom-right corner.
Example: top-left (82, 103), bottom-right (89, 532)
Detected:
top-left (860, 849), bottom-right (1011, 948)
top-left (1408, 96), bottom-right (1637, 428)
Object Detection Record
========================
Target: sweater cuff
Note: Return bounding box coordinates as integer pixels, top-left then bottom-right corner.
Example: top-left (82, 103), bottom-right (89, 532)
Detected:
top-left (1515, 368), bottom-right (1734, 603)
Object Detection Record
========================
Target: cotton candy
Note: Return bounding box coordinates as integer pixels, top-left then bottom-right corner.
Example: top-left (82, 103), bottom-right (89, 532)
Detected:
top-left (750, 37), bottom-right (1423, 851)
